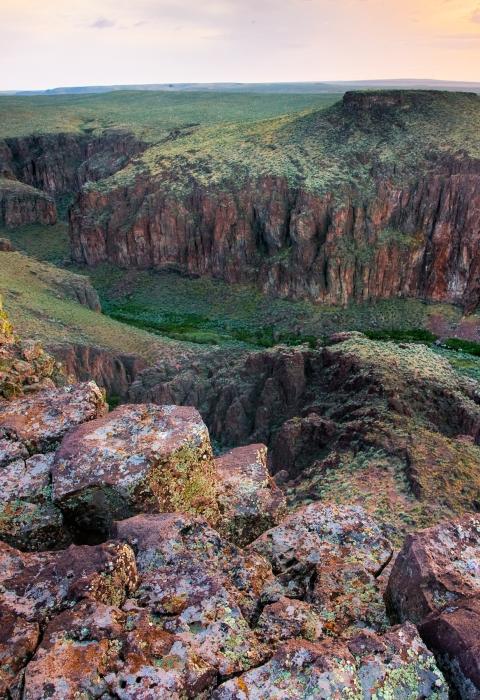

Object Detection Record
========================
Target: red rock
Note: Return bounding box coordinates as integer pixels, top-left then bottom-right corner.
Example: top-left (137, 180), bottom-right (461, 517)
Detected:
top-left (0, 452), bottom-right (53, 503)
top-left (255, 597), bottom-right (324, 648)
top-left (52, 404), bottom-right (220, 540)
top-left (0, 237), bottom-right (14, 251)
top-left (215, 443), bottom-right (287, 545)
top-left (0, 539), bottom-right (137, 622)
top-left (0, 381), bottom-right (107, 455)
top-left (0, 178), bottom-right (56, 227)
top-left (114, 514), bottom-right (271, 676)
top-left (0, 608), bottom-right (39, 698)
top-left (250, 503), bottom-right (393, 634)
top-left (386, 514), bottom-right (480, 624)
top-left (70, 154), bottom-right (480, 313)
top-left (420, 597), bottom-right (480, 697)
top-left (387, 515), bottom-right (480, 697)
top-left (213, 624), bottom-right (448, 699)
top-left (23, 601), bottom-right (126, 700)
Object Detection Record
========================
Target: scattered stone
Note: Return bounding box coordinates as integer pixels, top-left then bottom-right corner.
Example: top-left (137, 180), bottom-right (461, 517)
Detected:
top-left (215, 443), bottom-right (287, 546)
top-left (0, 237), bottom-right (14, 252)
top-left (52, 404), bottom-right (220, 541)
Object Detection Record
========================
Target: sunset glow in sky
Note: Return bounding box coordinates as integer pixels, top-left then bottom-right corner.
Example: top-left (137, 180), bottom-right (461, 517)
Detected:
top-left (2, 0), bottom-right (480, 90)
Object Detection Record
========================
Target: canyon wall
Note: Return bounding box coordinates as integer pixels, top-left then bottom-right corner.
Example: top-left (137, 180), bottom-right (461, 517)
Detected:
top-left (69, 156), bottom-right (480, 311)
top-left (0, 177), bottom-right (56, 227)
top-left (0, 130), bottom-right (146, 226)
top-left (50, 343), bottom-right (146, 400)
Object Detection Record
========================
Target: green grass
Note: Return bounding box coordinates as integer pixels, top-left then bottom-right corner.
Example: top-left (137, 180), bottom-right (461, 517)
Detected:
top-left (0, 91), bottom-right (339, 141)
top-left (0, 221), bottom-right (471, 350)
top-left (87, 90), bottom-right (480, 197)
top-left (0, 249), bottom-right (180, 362)
top-left (364, 328), bottom-right (437, 343)
top-left (443, 337), bottom-right (480, 356)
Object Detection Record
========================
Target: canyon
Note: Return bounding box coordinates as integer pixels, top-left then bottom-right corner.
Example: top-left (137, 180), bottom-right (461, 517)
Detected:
top-left (1, 91), bottom-right (479, 312)
top-left (1, 87), bottom-right (480, 697)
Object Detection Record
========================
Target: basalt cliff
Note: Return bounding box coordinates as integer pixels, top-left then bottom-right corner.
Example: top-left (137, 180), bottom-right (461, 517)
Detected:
top-left (67, 91), bottom-right (480, 312)
top-left (1, 90), bottom-right (480, 312)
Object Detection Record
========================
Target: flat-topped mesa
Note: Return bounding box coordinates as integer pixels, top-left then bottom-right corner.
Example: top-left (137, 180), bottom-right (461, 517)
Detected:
top-left (342, 89), bottom-right (480, 115)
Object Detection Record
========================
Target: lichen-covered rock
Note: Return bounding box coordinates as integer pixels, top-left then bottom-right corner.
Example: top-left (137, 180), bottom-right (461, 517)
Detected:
top-left (213, 624), bottom-right (448, 699)
top-left (386, 515), bottom-right (480, 697)
top-left (114, 514), bottom-right (272, 677)
top-left (0, 452), bottom-right (52, 503)
top-left (23, 601), bottom-right (125, 700)
top-left (0, 381), bottom-right (107, 456)
top-left (23, 599), bottom-right (219, 700)
top-left (212, 638), bottom-right (359, 699)
top-left (250, 503), bottom-right (393, 635)
top-left (0, 608), bottom-right (39, 698)
top-left (0, 302), bottom-right (65, 400)
top-left (0, 498), bottom-right (70, 552)
top-left (256, 596), bottom-right (324, 648)
top-left (0, 453), bottom-right (71, 551)
top-left (350, 623), bottom-right (448, 699)
top-left (52, 404), bottom-right (220, 542)
top-left (215, 443), bottom-right (287, 546)
top-left (420, 596), bottom-right (480, 699)
top-left (386, 514), bottom-right (480, 624)
top-left (0, 434), bottom-right (27, 468)
top-left (107, 606), bottom-right (218, 700)
top-left (0, 539), bottom-right (138, 622)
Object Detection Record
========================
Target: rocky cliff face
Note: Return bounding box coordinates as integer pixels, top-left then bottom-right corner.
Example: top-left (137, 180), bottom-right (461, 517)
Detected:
top-left (0, 176), bottom-right (56, 227)
top-left (50, 342), bottom-right (146, 400)
top-left (69, 154), bottom-right (480, 312)
top-left (0, 130), bottom-right (146, 226)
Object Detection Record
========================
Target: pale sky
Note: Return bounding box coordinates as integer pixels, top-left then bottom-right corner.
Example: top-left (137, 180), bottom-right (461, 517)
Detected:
top-left (1, 0), bottom-right (480, 90)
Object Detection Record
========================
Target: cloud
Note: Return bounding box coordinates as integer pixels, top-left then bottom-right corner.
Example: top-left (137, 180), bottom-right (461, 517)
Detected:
top-left (90, 17), bottom-right (115, 29)
top-left (471, 7), bottom-right (480, 23)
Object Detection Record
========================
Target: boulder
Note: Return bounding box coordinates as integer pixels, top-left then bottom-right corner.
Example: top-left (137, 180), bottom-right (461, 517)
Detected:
top-left (0, 539), bottom-right (137, 622)
top-left (52, 404), bottom-right (220, 541)
top-left (255, 596), bottom-right (324, 648)
top-left (0, 453), bottom-right (72, 551)
top-left (213, 623), bottom-right (448, 699)
top-left (0, 381), bottom-right (107, 456)
top-left (420, 597), bottom-right (480, 698)
top-left (250, 503), bottom-right (393, 635)
top-left (114, 514), bottom-right (272, 676)
top-left (386, 515), bottom-right (480, 697)
top-left (386, 514), bottom-right (480, 624)
top-left (23, 599), bottom-right (219, 700)
top-left (0, 610), bottom-right (39, 698)
top-left (0, 237), bottom-right (14, 251)
top-left (0, 452), bottom-right (52, 503)
top-left (215, 443), bottom-right (287, 546)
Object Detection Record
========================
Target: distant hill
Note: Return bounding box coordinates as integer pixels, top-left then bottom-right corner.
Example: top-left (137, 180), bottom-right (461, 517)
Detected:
top-left (3, 79), bottom-right (480, 96)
